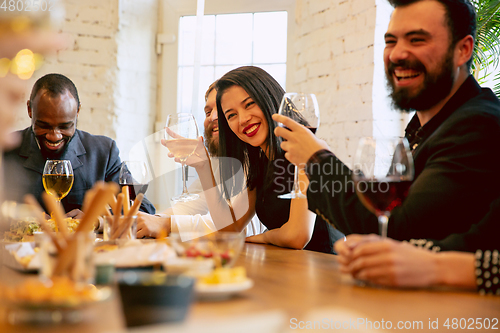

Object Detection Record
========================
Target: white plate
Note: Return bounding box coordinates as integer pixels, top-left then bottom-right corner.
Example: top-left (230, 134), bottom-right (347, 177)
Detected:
top-left (195, 278), bottom-right (253, 300)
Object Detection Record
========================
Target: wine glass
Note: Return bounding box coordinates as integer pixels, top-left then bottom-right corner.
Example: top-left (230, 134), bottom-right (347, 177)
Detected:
top-left (119, 161), bottom-right (150, 201)
top-left (164, 113), bottom-right (200, 202)
top-left (352, 137), bottom-right (414, 238)
top-left (276, 92), bottom-right (320, 199)
top-left (42, 160), bottom-right (74, 204)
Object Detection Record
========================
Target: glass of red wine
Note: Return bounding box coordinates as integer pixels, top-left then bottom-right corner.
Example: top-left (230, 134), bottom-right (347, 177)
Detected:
top-left (119, 161), bottom-right (150, 200)
top-left (352, 137), bottom-right (414, 238)
top-left (277, 92), bottom-right (320, 199)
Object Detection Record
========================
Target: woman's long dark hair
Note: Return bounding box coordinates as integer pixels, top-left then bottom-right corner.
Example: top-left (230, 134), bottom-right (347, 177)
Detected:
top-left (216, 66), bottom-right (285, 199)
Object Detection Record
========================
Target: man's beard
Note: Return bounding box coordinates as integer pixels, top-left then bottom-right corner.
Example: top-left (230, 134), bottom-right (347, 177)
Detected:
top-left (386, 46), bottom-right (455, 112)
top-left (204, 125), bottom-right (219, 157)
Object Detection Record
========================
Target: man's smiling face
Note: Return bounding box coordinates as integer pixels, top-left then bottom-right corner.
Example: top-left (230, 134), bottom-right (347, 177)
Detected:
top-left (384, 0), bottom-right (456, 112)
top-left (28, 89), bottom-right (79, 159)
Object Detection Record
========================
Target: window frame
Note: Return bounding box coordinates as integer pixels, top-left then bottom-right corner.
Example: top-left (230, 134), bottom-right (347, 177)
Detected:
top-left (158, 0), bottom-right (295, 129)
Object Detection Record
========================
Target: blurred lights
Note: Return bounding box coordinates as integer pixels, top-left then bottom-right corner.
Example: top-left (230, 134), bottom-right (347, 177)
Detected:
top-left (0, 49), bottom-right (44, 80)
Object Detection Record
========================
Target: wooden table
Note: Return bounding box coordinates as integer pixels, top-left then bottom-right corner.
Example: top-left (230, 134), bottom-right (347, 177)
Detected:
top-left (1, 243), bottom-right (499, 332)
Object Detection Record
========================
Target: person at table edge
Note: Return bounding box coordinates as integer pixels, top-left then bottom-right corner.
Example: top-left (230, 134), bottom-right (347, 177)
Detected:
top-left (3, 73), bottom-right (156, 217)
top-left (273, 0), bottom-right (500, 242)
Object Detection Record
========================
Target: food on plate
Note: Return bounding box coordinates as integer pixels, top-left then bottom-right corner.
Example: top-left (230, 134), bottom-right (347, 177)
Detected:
top-left (3, 218), bottom-right (80, 242)
top-left (0, 276), bottom-right (101, 306)
top-left (184, 246), bottom-right (235, 266)
top-left (12, 247), bottom-right (39, 268)
top-left (94, 244), bottom-right (119, 253)
top-left (199, 266), bottom-right (247, 284)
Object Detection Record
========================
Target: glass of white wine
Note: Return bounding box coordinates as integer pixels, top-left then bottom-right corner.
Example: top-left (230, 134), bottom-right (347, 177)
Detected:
top-left (42, 160), bottom-right (74, 203)
top-left (164, 113), bottom-right (199, 202)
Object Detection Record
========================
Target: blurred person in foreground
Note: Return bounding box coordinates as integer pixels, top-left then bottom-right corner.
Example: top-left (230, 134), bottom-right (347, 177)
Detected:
top-left (1, 11), bottom-right (67, 206)
top-left (273, 0), bottom-right (500, 244)
top-left (137, 81), bottom-right (266, 238)
top-left (2, 73), bottom-right (155, 217)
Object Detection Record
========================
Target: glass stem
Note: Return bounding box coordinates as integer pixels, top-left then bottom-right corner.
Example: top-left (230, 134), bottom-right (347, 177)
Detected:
top-left (181, 163), bottom-right (189, 195)
top-left (293, 165), bottom-right (301, 194)
top-left (378, 214), bottom-right (389, 238)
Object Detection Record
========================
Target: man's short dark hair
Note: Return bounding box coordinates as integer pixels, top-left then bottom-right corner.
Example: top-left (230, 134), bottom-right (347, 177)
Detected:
top-left (29, 73), bottom-right (80, 108)
top-left (389, 0), bottom-right (476, 70)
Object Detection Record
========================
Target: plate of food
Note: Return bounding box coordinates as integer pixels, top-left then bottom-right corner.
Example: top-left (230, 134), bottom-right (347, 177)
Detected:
top-left (195, 266), bottom-right (253, 300)
top-left (1, 276), bottom-right (113, 309)
top-left (1, 276), bottom-right (113, 324)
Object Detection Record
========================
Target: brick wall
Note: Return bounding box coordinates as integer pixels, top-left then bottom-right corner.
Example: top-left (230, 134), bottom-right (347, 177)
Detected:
top-left (13, 0), bottom-right (158, 162)
top-left (288, 0), bottom-right (408, 165)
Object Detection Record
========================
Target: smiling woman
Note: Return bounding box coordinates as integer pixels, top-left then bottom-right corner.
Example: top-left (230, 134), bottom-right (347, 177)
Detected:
top-left (207, 66), bottom-right (344, 254)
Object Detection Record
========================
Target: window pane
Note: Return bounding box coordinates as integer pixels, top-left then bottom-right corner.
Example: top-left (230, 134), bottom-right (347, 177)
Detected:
top-left (215, 65), bottom-right (241, 79)
top-left (177, 67), bottom-right (193, 113)
top-left (200, 16), bottom-right (215, 65)
top-left (178, 66), bottom-right (215, 134)
top-left (253, 12), bottom-right (288, 64)
top-left (215, 13), bottom-right (253, 65)
top-left (258, 64), bottom-right (287, 90)
top-left (178, 16), bottom-right (196, 66)
top-left (179, 15), bottom-right (216, 66)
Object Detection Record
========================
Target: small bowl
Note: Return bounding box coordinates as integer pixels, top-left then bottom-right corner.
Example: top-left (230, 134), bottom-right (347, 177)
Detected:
top-left (117, 272), bottom-right (195, 327)
top-left (169, 231), bottom-right (244, 268)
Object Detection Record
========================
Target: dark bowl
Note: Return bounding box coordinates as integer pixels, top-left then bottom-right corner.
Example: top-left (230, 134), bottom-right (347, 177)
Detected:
top-left (117, 272), bottom-right (195, 327)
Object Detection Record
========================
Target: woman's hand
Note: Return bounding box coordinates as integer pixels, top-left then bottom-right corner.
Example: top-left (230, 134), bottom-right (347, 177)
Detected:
top-left (273, 114), bottom-right (330, 168)
top-left (136, 212), bottom-right (171, 238)
top-left (161, 135), bottom-right (210, 168)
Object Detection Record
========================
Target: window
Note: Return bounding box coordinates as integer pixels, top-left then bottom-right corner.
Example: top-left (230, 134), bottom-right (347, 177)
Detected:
top-left (177, 11), bottom-right (288, 129)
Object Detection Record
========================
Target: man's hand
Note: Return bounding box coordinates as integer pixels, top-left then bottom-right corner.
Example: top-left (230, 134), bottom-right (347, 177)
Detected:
top-left (136, 212), bottom-right (171, 238)
top-left (273, 114), bottom-right (330, 168)
top-left (65, 209), bottom-right (84, 220)
top-left (334, 234), bottom-right (440, 288)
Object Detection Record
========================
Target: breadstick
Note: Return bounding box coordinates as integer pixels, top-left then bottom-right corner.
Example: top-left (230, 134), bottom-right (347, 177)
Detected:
top-left (55, 183), bottom-right (118, 275)
top-left (24, 195), bottom-right (65, 252)
top-left (111, 193), bottom-right (143, 239)
top-left (122, 186), bottom-right (130, 215)
top-left (112, 193), bottom-right (124, 236)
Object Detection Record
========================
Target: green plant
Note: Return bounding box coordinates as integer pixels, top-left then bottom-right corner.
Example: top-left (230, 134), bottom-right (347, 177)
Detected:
top-left (470, 0), bottom-right (500, 98)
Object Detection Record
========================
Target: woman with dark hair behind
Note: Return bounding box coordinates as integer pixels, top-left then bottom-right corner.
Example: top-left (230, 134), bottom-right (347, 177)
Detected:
top-left (177, 66), bottom-right (342, 253)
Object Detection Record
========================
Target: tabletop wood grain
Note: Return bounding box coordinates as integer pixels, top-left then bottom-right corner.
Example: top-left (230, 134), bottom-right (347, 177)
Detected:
top-left (1, 243), bottom-right (499, 332)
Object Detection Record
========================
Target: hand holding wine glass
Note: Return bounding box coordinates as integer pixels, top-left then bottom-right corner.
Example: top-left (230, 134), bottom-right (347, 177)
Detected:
top-left (164, 113), bottom-right (200, 202)
top-left (276, 92), bottom-right (320, 199)
top-left (42, 160), bottom-right (74, 203)
top-left (352, 137), bottom-right (414, 238)
top-left (119, 161), bottom-right (150, 201)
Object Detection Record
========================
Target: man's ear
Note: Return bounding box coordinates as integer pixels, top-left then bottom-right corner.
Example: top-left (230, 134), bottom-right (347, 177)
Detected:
top-left (27, 100), bottom-right (32, 118)
top-left (455, 35), bottom-right (474, 68)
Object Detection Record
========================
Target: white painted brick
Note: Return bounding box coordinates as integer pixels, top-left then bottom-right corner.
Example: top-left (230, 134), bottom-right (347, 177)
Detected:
top-left (76, 36), bottom-right (114, 52)
top-left (62, 21), bottom-right (116, 38)
top-left (336, 1), bottom-right (353, 22)
top-left (308, 0), bottom-right (332, 15)
top-left (351, 0), bottom-right (376, 16)
top-left (78, 6), bottom-right (111, 23)
top-left (58, 49), bottom-right (115, 67)
top-left (345, 29), bottom-right (374, 52)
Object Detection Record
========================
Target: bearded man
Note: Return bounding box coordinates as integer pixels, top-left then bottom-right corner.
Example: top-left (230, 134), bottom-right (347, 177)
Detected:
top-left (273, 0), bottom-right (500, 245)
top-left (3, 73), bottom-right (155, 217)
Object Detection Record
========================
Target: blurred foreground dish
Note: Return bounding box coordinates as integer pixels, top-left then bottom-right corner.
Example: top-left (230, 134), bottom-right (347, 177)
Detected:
top-left (0, 276), bottom-right (109, 307)
top-left (3, 217), bottom-right (80, 242)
